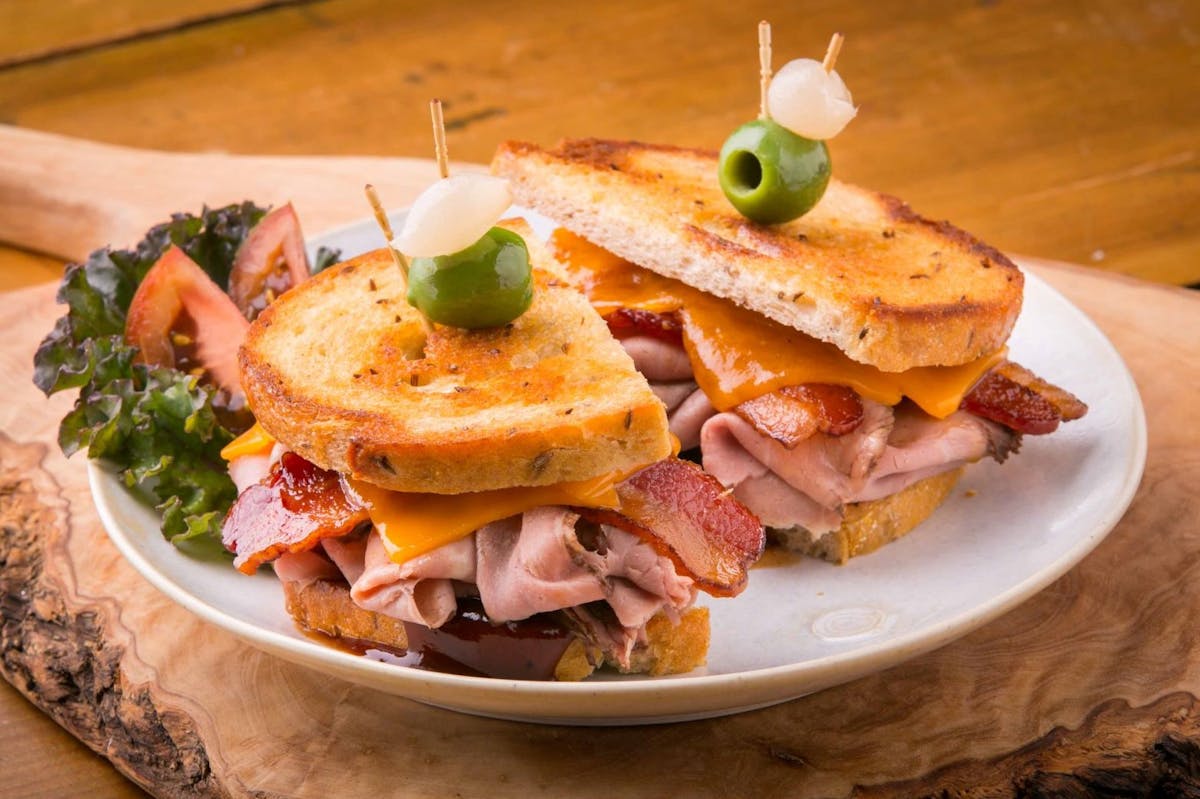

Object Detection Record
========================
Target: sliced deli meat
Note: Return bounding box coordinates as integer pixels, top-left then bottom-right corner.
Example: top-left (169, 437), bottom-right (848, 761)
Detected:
top-left (617, 335), bottom-right (717, 449)
top-left (320, 534), bottom-right (369, 584)
top-left (273, 506), bottom-right (698, 643)
top-left (668, 388), bottom-right (717, 451)
top-left (476, 507), bottom-right (696, 627)
top-left (349, 531), bottom-right (473, 629)
top-left (715, 398), bottom-right (895, 512)
top-left (620, 334), bottom-right (693, 381)
top-left (702, 403), bottom-right (1019, 535)
top-left (476, 508), bottom-right (613, 621)
top-left (273, 549), bottom-right (343, 585)
top-left (608, 332), bottom-right (1087, 538)
top-left (652, 381), bottom-right (700, 414)
top-left (860, 407), bottom-right (1019, 502)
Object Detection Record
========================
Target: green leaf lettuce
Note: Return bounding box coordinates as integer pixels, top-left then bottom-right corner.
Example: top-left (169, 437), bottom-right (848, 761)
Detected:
top-left (32, 202), bottom-right (305, 550)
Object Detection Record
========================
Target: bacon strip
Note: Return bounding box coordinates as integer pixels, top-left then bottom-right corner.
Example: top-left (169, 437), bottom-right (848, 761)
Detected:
top-left (734, 362), bottom-right (1085, 444)
top-left (702, 403), bottom-right (1019, 536)
top-left (223, 452), bottom-right (368, 574)
top-left (963, 360), bottom-right (1088, 435)
top-left (577, 457), bottom-right (765, 598)
top-left (734, 384), bottom-right (863, 448)
top-left (603, 307), bottom-right (683, 347)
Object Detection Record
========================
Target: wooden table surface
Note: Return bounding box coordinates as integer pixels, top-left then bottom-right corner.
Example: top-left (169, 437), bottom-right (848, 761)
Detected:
top-left (0, 2), bottom-right (1196, 797)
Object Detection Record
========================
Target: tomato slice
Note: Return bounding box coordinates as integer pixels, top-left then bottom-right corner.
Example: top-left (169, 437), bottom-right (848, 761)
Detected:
top-left (228, 203), bottom-right (312, 319)
top-left (124, 245), bottom-right (249, 394)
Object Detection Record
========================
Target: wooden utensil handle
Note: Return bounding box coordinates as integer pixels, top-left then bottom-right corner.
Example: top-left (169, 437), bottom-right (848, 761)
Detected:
top-left (0, 125), bottom-right (151, 262)
top-left (0, 125), bottom-right (457, 263)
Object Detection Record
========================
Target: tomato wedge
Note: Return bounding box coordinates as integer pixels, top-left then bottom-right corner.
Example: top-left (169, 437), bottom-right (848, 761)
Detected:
top-left (228, 203), bottom-right (311, 319)
top-left (124, 245), bottom-right (249, 394)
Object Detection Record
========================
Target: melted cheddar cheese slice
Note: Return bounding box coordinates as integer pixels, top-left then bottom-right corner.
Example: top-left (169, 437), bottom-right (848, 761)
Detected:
top-left (349, 474), bottom-right (621, 564)
top-left (551, 229), bottom-right (1004, 419)
top-left (220, 421), bottom-right (276, 460)
top-left (222, 423), bottom-right (628, 566)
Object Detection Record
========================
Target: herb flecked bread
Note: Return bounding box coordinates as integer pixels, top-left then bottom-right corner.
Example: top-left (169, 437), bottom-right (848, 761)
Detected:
top-left (239, 223), bottom-right (671, 494)
top-left (493, 139), bottom-right (1024, 372)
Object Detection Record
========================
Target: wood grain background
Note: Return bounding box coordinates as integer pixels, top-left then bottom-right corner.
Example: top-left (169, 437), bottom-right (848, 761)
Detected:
top-left (1, 1), bottom-right (1198, 796)
top-left (2, 0), bottom-right (1197, 287)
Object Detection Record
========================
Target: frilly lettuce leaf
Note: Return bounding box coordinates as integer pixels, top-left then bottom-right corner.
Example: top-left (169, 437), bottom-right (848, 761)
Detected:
top-left (33, 203), bottom-right (275, 394)
top-left (60, 359), bottom-right (238, 546)
top-left (312, 245), bottom-right (341, 275)
top-left (136, 201), bottom-right (268, 289)
top-left (33, 202), bottom-right (285, 550)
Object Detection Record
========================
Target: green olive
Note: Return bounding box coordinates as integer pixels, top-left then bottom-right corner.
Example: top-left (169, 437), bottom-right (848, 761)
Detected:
top-left (407, 227), bottom-right (533, 329)
top-left (718, 118), bottom-right (831, 224)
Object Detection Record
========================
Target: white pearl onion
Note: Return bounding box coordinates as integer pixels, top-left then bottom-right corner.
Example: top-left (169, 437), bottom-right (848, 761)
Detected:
top-left (767, 58), bottom-right (857, 141)
top-left (395, 174), bottom-right (513, 257)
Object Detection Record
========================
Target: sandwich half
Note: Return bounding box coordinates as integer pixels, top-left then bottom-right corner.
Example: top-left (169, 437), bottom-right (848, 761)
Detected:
top-left (493, 139), bottom-right (1088, 562)
top-left (220, 222), bottom-right (764, 680)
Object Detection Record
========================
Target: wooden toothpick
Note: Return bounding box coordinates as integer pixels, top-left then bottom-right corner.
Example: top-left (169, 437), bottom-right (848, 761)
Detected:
top-left (366, 183), bottom-right (399, 244)
top-left (364, 183), bottom-right (434, 338)
top-left (430, 99), bottom-right (450, 179)
top-left (822, 32), bottom-right (844, 74)
top-left (758, 20), bottom-right (772, 120)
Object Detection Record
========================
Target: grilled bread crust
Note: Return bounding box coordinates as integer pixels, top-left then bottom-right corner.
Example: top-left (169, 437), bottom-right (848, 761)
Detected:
top-left (771, 468), bottom-right (965, 563)
top-left (493, 139), bottom-right (1024, 373)
top-left (281, 579), bottom-right (709, 680)
top-left (240, 228), bottom-right (671, 494)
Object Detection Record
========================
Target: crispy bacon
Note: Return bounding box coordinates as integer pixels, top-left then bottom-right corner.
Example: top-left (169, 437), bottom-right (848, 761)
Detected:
top-left (732, 362), bottom-right (1084, 444)
top-left (734, 384), bottom-right (863, 448)
top-left (603, 307), bottom-right (684, 347)
top-left (577, 458), bottom-right (764, 597)
top-left (963, 360), bottom-right (1088, 435)
top-left (223, 452), bottom-right (368, 575)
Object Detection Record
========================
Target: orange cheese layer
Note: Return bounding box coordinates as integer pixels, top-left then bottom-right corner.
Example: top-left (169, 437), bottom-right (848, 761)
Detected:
top-left (222, 423), bottom-right (628, 566)
top-left (551, 230), bottom-right (1004, 419)
top-left (220, 421), bottom-right (276, 460)
top-left (349, 474), bottom-right (623, 564)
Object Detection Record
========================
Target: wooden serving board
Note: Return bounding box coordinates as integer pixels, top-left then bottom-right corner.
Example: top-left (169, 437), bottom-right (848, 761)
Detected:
top-left (2, 129), bottom-right (1199, 797)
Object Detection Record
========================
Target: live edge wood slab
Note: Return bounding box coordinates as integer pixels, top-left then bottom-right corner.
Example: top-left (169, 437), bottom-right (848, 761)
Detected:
top-left (2, 148), bottom-right (1199, 797)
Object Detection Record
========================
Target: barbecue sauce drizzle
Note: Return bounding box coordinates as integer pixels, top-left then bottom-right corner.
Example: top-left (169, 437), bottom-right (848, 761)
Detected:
top-left (302, 596), bottom-right (576, 681)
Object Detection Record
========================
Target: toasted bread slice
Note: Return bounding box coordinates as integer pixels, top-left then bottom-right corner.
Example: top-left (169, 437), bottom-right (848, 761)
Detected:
top-left (771, 468), bottom-right (964, 563)
top-left (240, 226), bottom-right (671, 494)
top-left (493, 139), bottom-right (1023, 372)
top-left (281, 579), bottom-right (709, 680)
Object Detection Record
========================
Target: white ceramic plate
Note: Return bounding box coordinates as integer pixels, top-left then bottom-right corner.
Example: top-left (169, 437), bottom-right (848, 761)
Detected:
top-left (90, 211), bottom-right (1146, 725)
